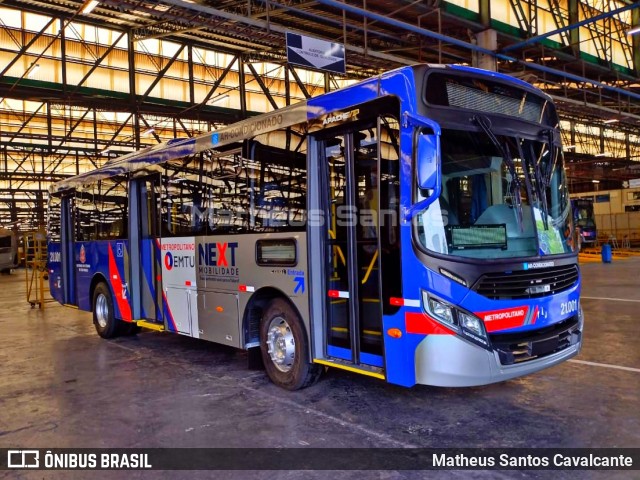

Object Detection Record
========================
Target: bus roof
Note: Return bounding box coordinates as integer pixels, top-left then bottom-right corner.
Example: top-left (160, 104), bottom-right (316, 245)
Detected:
top-left (50, 101), bottom-right (311, 194)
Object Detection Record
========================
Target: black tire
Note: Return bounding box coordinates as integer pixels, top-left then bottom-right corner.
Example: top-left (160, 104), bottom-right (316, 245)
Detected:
top-left (259, 298), bottom-right (322, 390)
top-left (93, 283), bottom-right (119, 339)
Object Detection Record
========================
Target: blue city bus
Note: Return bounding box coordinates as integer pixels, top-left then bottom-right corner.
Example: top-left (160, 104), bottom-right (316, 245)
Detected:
top-left (571, 198), bottom-right (597, 248)
top-left (47, 64), bottom-right (583, 390)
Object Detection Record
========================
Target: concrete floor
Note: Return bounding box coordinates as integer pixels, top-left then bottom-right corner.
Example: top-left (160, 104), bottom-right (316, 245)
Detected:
top-left (1, 259), bottom-right (639, 479)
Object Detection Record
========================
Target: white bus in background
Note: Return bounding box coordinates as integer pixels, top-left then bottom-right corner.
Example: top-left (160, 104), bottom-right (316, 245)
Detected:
top-left (0, 228), bottom-right (18, 273)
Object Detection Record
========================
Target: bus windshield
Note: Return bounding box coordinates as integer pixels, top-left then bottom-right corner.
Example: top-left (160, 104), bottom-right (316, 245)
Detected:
top-left (415, 127), bottom-right (576, 260)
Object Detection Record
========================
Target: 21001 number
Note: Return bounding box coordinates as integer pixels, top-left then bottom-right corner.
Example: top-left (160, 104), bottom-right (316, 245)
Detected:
top-left (560, 300), bottom-right (579, 315)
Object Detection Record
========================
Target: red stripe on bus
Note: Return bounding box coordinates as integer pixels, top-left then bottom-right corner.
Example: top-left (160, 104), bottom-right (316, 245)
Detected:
top-left (405, 312), bottom-right (455, 335)
top-left (477, 306), bottom-right (529, 333)
top-left (108, 244), bottom-right (132, 321)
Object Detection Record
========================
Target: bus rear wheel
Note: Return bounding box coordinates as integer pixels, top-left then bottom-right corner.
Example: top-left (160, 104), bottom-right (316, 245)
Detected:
top-left (260, 298), bottom-right (322, 390)
top-left (93, 283), bottom-right (119, 339)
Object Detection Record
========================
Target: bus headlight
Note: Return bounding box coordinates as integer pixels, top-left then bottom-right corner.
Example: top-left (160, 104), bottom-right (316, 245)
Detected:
top-left (457, 311), bottom-right (489, 347)
top-left (458, 311), bottom-right (482, 336)
top-left (422, 291), bottom-right (490, 349)
top-left (427, 297), bottom-right (455, 327)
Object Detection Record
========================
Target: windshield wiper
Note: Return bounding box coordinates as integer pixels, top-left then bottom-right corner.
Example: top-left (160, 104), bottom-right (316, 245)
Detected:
top-left (473, 115), bottom-right (524, 232)
top-left (528, 141), bottom-right (550, 230)
top-left (543, 128), bottom-right (559, 187)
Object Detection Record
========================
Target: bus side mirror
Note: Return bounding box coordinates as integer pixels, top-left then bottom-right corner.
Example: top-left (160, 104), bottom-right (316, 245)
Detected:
top-left (416, 133), bottom-right (440, 190)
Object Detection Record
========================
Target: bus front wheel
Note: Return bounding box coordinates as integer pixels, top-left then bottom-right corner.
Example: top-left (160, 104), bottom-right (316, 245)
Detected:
top-left (260, 298), bottom-right (322, 390)
top-left (93, 283), bottom-right (119, 339)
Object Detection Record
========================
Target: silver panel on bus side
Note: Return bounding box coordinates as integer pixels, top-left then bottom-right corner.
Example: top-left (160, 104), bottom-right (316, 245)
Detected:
top-left (164, 287), bottom-right (192, 335)
top-left (197, 291), bottom-right (239, 347)
top-left (160, 233), bottom-right (311, 350)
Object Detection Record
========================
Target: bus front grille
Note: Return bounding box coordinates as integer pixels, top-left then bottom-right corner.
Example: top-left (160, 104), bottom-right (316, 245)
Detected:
top-left (489, 315), bottom-right (581, 365)
top-left (472, 264), bottom-right (579, 300)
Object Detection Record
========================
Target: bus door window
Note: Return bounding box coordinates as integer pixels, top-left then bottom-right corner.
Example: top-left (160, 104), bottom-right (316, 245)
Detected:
top-left (325, 135), bottom-right (350, 352)
top-left (138, 176), bottom-right (162, 323)
top-left (354, 127), bottom-right (383, 357)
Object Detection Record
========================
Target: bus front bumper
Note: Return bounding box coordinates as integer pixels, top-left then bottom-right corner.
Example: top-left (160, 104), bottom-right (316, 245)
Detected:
top-left (414, 316), bottom-right (583, 387)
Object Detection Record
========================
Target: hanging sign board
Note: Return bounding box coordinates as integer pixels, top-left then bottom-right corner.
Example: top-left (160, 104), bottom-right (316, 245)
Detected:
top-left (286, 32), bottom-right (346, 74)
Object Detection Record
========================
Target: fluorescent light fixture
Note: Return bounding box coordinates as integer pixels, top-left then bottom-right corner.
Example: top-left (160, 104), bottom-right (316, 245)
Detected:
top-left (142, 128), bottom-right (155, 137)
top-left (592, 179), bottom-right (600, 184)
top-left (208, 94), bottom-right (229, 105)
top-left (603, 118), bottom-right (619, 124)
top-left (628, 26), bottom-right (640, 35)
top-left (81, 0), bottom-right (99, 14)
top-left (595, 152), bottom-right (610, 157)
top-left (27, 63), bottom-right (40, 79)
top-left (101, 146), bottom-right (112, 155)
top-left (564, 145), bottom-right (576, 150)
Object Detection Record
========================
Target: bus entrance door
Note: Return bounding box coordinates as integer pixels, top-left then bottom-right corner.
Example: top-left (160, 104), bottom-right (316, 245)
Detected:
top-left (321, 126), bottom-right (385, 371)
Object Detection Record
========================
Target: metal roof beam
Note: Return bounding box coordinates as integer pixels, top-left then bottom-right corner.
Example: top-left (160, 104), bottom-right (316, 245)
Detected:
top-left (316, 0), bottom-right (640, 103)
top-left (501, 2), bottom-right (640, 53)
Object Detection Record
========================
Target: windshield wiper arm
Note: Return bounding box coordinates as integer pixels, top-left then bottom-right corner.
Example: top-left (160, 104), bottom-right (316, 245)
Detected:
top-left (473, 115), bottom-right (524, 231)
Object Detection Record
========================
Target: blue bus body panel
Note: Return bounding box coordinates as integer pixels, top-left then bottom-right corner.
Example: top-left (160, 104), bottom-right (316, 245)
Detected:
top-left (47, 242), bottom-right (64, 304)
top-left (75, 240), bottom-right (132, 321)
top-left (378, 68), bottom-right (426, 387)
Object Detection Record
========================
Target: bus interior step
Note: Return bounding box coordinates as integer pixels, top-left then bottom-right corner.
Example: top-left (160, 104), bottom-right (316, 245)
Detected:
top-left (314, 357), bottom-right (385, 380)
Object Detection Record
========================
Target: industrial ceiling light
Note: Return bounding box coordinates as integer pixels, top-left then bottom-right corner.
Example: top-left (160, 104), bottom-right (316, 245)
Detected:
top-left (142, 128), bottom-right (155, 137)
top-left (26, 63), bottom-right (40, 79)
top-left (603, 118), bottom-right (619, 124)
top-left (564, 145), bottom-right (576, 150)
top-left (81, 0), bottom-right (100, 15)
top-left (627, 26), bottom-right (640, 35)
top-left (208, 94), bottom-right (229, 105)
top-left (592, 179), bottom-right (600, 184)
top-left (595, 152), bottom-right (610, 157)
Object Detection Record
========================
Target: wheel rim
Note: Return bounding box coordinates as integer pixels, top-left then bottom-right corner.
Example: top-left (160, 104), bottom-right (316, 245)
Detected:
top-left (266, 316), bottom-right (295, 373)
top-left (95, 293), bottom-right (109, 328)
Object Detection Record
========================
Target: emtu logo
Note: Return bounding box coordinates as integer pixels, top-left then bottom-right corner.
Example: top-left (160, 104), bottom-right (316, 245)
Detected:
top-left (164, 251), bottom-right (174, 270)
